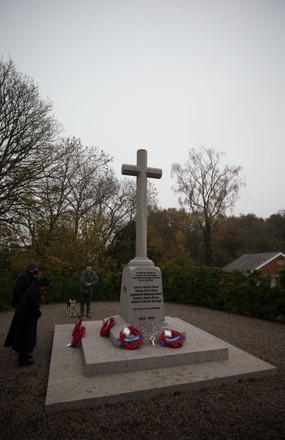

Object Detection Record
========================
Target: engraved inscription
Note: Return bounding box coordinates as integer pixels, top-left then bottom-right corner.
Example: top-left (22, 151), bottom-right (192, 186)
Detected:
top-left (129, 270), bottom-right (163, 320)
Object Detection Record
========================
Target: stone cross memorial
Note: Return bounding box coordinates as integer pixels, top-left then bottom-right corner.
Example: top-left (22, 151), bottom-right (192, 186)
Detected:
top-left (119, 149), bottom-right (165, 325)
top-left (46, 152), bottom-right (275, 411)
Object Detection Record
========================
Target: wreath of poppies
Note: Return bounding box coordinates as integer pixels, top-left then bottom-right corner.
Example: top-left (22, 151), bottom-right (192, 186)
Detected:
top-left (160, 329), bottom-right (184, 348)
top-left (71, 318), bottom-right (86, 347)
top-left (100, 316), bottom-right (115, 337)
top-left (117, 325), bottom-right (143, 350)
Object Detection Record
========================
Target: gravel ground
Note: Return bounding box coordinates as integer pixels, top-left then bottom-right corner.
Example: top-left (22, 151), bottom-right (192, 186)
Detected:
top-left (1, 301), bottom-right (285, 440)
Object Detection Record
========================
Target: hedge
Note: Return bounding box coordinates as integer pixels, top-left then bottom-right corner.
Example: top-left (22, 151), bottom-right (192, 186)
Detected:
top-left (0, 266), bottom-right (284, 322)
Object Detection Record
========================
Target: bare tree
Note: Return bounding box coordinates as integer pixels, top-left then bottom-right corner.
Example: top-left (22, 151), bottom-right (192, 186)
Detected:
top-left (9, 136), bottom-right (141, 269)
top-left (0, 57), bottom-right (61, 221)
top-left (171, 146), bottom-right (245, 266)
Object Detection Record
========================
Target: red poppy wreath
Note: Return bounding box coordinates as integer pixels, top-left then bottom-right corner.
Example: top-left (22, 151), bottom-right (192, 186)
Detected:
top-left (117, 325), bottom-right (143, 350)
top-left (100, 316), bottom-right (115, 337)
top-left (160, 329), bottom-right (184, 348)
top-left (70, 318), bottom-right (86, 347)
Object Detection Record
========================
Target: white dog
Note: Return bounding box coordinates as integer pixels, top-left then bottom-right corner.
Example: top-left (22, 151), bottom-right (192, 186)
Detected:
top-left (66, 299), bottom-right (77, 317)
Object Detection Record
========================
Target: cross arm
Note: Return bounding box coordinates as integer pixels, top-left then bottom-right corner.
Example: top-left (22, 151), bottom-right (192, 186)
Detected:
top-left (121, 164), bottom-right (140, 177)
top-left (146, 167), bottom-right (162, 179)
top-left (122, 164), bottom-right (162, 179)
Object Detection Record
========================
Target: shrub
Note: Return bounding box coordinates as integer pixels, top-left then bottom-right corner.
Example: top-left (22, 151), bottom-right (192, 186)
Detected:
top-left (0, 264), bottom-right (284, 322)
top-left (0, 270), bottom-right (13, 311)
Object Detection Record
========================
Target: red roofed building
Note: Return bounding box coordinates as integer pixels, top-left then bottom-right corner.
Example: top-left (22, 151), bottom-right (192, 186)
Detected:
top-left (223, 252), bottom-right (285, 286)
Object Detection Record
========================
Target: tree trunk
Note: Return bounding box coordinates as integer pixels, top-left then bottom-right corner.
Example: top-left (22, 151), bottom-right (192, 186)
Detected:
top-left (203, 222), bottom-right (214, 266)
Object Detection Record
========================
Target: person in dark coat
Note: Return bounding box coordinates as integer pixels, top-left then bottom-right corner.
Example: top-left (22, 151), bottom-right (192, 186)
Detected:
top-left (11, 261), bottom-right (39, 307)
top-left (4, 277), bottom-right (49, 367)
top-left (79, 262), bottom-right (98, 318)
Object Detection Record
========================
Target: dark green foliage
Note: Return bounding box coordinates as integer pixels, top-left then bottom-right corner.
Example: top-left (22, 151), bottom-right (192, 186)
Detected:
top-left (1, 265), bottom-right (284, 322)
top-left (0, 270), bottom-right (13, 311)
top-left (162, 265), bottom-right (223, 308)
top-left (95, 268), bottom-right (121, 301)
top-left (0, 268), bottom-right (121, 310)
top-left (108, 221), bottom-right (136, 270)
top-left (162, 265), bottom-right (285, 321)
top-left (40, 268), bottom-right (121, 304)
top-left (41, 270), bottom-right (81, 304)
top-left (279, 270), bottom-right (285, 288)
top-left (221, 270), bottom-right (274, 319)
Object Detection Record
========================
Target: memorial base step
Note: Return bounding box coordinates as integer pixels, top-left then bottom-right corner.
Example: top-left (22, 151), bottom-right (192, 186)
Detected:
top-left (81, 316), bottom-right (228, 377)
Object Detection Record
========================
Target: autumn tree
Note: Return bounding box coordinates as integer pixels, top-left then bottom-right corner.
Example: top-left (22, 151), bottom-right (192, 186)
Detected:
top-left (9, 136), bottom-right (138, 270)
top-left (147, 208), bottom-right (195, 266)
top-left (172, 147), bottom-right (245, 266)
top-left (0, 57), bottom-right (61, 222)
top-left (106, 182), bottom-right (160, 268)
top-left (267, 211), bottom-right (285, 248)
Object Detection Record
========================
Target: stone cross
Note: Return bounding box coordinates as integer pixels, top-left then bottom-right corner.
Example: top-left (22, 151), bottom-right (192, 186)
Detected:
top-left (122, 149), bottom-right (162, 263)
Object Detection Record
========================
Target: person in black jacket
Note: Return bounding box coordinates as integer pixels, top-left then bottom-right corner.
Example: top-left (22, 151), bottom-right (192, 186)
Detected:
top-left (11, 261), bottom-right (39, 308)
top-left (79, 263), bottom-right (98, 318)
top-left (4, 277), bottom-right (50, 367)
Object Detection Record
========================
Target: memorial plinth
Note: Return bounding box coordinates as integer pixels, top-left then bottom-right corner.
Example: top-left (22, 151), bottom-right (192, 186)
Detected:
top-left (119, 265), bottom-right (164, 323)
top-left (45, 318), bottom-right (277, 412)
top-left (83, 316), bottom-right (228, 377)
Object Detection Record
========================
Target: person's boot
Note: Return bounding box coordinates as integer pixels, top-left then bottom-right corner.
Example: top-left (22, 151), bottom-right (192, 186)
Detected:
top-left (86, 304), bottom-right (91, 318)
top-left (79, 304), bottom-right (84, 318)
top-left (18, 353), bottom-right (34, 367)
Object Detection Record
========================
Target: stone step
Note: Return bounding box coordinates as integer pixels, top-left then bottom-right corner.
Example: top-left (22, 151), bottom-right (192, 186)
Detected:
top-left (81, 316), bottom-right (228, 377)
top-left (45, 320), bottom-right (277, 412)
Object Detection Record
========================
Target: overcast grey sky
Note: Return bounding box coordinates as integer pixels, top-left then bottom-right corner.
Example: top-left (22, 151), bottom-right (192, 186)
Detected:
top-left (1, 0), bottom-right (284, 218)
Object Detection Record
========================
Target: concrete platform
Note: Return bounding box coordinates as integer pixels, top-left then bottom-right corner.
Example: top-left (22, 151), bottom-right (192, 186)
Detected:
top-left (45, 317), bottom-right (277, 413)
top-left (82, 316), bottom-right (229, 376)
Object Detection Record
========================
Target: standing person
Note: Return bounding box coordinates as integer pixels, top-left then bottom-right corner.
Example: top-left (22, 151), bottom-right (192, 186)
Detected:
top-left (4, 277), bottom-right (49, 367)
top-left (79, 263), bottom-right (98, 318)
top-left (12, 261), bottom-right (39, 307)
